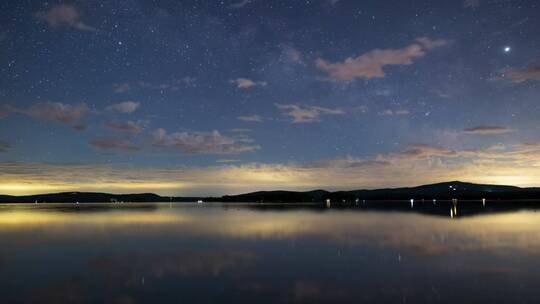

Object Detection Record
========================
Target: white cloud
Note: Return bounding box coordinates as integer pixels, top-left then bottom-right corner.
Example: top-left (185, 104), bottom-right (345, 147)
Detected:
top-left (316, 37), bottom-right (448, 82)
top-left (276, 104), bottom-right (344, 123)
top-left (113, 83), bottom-right (131, 93)
top-left (463, 0), bottom-right (481, 8)
top-left (35, 5), bottom-right (96, 32)
top-left (106, 101), bottom-right (140, 113)
top-left (230, 78), bottom-right (268, 89)
top-left (238, 115), bottom-right (265, 123)
top-left (229, 0), bottom-right (254, 9)
top-left (379, 109), bottom-right (410, 116)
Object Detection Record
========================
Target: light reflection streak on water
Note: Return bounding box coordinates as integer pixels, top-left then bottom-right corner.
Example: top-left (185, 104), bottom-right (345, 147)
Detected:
top-left (1, 203), bottom-right (540, 255)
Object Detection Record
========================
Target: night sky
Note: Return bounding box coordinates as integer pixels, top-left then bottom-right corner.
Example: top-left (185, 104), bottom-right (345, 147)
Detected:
top-left (1, 0), bottom-right (539, 196)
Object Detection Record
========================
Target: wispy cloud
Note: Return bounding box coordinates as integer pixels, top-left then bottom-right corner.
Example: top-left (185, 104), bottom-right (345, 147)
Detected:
top-left (463, 0), bottom-right (481, 8)
top-left (23, 102), bottom-right (88, 125)
top-left (279, 45), bottom-right (303, 63)
top-left (315, 37), bottom-right (448, 82)
top-left (0, 104), bottom-right (13, 119)
top-left (230, 78), bottom-right (267, 89)
top-left (113, 83), bottom-right (131, 93)
top-left (216, 159), bottom-right (241, 163)
top-left (463, 126), bottom-right (515, 134)
top-left (229, 0), bottom-right (255, 9)
top-left (276, 104), bottom-right (344, 123)
top-left (35, 4), bottom-right (96, 32)
top-left (1, 102), bottom-right (88, 131)
top-left (114, 78), bottom-right (196, 93)
top-left (105, 120), bottom-right (144, 133)
top-left (506, 62), bottom-right (540, 83)
top-left (238, 115), bottom-right (265, 123)
top-left (378, 109), bottom-right (410, 116)
top-left (89, 138), bottom-right (139, 152)
top-left (0, 141), bottom-right (10, 153)
top-left (151, 128), bottom-right (259, 154)
top-left (4, 142), bottom-right (540, 195)
top-left (106, 101), bottom-right (140, 113)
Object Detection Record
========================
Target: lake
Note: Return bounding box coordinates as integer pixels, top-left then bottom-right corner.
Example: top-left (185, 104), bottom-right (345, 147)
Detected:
top-left (1, 202), bottom-right (540, 303)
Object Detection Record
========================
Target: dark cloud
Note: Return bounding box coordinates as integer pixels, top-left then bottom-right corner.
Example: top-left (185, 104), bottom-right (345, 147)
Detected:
top-left (0, 104), bottom-right (13, 119)
top-left (0, 141), bottom-right (10, 153)
top-left (89, 138), bottom-right (139, 152)
top-left (464, 126), bottom-right (515, 134)
top-left (399, 144), bottom-right (458, 160)
top-left (23, 102), bottom-right (88, 125)
top-left (151, 128), bottom-right (259, 154)
top-left (105, 120), bottom-right (143, 133)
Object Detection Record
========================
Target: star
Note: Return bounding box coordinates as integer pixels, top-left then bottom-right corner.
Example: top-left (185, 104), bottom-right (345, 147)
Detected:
top-left (503, 46), bottom-right (511, 53)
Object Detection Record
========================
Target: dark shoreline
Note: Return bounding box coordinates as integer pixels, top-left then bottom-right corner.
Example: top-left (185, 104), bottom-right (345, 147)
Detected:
top-left (2, 181), bottom-right (540, 205)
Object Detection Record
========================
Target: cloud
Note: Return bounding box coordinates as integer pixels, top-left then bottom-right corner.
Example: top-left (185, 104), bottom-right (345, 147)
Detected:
top-left (4, 141), bottom-right (540, 196)
top-left (117, 78), bottom-right (196, 92)
top-left (216, 159), bottom-right (241, 163)
top-left (315, 37), bottom-right (448, 82)
top-left (229, 0), bottom-right (254, 9)
top-left (378, 109), bottom-right (410, 116)
top-left (72, 124), bottom-right (87, 132)
top-left (276, 104), bottom-right (344, 123)
top-left (89, 138), bottom-right (139, 152)
top-left (279, 45), bottom-right (303, 63)
top-left (106, 101), bottom-right (140, 113)
top-left (463, 126), bottom-right (515, 135)
top-left (177, 77), bottom-right (197, 87)
top-left (463, 0), bottom-right (481, 8)
top-left (0, 141), bottom-right (10, 153)
top-left (506, 62), bottom-right (540, 83)
top-left (105, 120), bottom-right (143, 133)
top-left (23, 102), bottom-right (88, 125)
top-left (396, 144), bottom-right (458, 160)
top-left (113, 83), bottom-right (131, 93)
top-left (35, 5), bottom-right (96, 32)
top-left (230, 78), bottom-right (268, 89)
top-left (151, 128), bottom-right (259, 154)
top-left (0, 104), bottom-right (14, 119)
top-left (238, 115), bottom-right (265, 123)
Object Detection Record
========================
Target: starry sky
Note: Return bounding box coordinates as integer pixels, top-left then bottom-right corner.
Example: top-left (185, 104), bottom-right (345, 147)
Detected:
top-left (1, 0), bottom-right (539, 196)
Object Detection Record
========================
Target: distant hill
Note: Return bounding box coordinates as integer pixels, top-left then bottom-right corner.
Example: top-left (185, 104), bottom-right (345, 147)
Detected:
top-left (0, 192), bottom-right (200, 204)
top-left (1, 181), bottom-right (540, 203)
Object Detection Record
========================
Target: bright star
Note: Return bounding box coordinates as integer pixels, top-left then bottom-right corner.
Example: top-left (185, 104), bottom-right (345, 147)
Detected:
top-left (504, 46), bottom-right (511, 53)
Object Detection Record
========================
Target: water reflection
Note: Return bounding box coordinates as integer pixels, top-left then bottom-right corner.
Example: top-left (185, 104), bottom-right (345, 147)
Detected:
top-left (1, 203), bottom-right (540, 303)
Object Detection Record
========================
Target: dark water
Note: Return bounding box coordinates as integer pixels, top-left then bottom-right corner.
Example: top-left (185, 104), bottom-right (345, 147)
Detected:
top-left (1, 202), bottom-right (540, 303)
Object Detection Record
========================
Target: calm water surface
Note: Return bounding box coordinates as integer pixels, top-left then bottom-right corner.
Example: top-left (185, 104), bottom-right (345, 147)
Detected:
top-left (1, 203), bottom-right (540, 303)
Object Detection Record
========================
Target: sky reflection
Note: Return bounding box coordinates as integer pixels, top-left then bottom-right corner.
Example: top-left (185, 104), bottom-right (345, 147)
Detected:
top-left (2, 204), bottom-right (540, 303)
